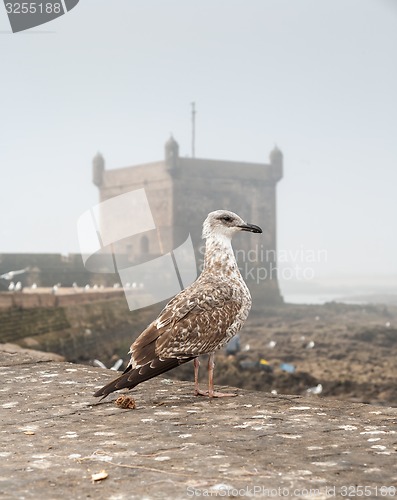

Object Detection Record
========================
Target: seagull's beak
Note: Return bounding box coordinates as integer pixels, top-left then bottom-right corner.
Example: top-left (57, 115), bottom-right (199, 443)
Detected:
top-left (238, 223), bottom-right (262, 234)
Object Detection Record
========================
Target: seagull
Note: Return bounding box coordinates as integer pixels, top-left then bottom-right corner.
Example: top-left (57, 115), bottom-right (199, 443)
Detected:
top-left (0, 268), bottom-right (26, 280)
top-left (94, 210), bottom-right (262, 400)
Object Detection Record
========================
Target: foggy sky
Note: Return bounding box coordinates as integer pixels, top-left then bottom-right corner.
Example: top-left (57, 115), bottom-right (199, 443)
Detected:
top-left (0, 0), bottom-right (396, 287)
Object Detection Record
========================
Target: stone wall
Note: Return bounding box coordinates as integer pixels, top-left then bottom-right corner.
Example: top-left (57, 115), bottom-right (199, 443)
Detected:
top-left (0, 290), bottom-right (124, 310)
top-left (0, 293), bottom-right (155, 363)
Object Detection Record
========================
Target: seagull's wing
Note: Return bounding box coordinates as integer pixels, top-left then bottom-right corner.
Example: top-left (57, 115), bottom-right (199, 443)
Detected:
top-left (154, 282), bottom-right (242, 358)
top-left (131, 276), bottom-right (241, 364)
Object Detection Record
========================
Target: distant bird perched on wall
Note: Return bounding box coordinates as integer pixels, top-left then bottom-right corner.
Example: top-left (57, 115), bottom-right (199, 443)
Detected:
top-left (94, 210), bottom-right (262, 400)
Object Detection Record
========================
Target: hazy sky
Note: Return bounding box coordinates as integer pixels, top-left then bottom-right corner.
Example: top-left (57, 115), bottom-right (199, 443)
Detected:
top-left (1, 0), bottom-right (396, 283)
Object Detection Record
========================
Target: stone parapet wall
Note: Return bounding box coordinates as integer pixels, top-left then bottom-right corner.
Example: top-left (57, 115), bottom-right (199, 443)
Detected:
top-left (0, 290), bottom-right (124, 310)
top-left (0, 346), bottom-right (395, 499)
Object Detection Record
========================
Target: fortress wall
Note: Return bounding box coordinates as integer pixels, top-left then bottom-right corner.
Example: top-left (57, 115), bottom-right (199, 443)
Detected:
top-left (0, 290), bottom-right (124, 310)
top-left (0, 293), bottom-right (155, 362)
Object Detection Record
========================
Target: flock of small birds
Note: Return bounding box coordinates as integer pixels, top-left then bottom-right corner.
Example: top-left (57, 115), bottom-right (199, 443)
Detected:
top-left (3, 281), bottom-right (144, 294)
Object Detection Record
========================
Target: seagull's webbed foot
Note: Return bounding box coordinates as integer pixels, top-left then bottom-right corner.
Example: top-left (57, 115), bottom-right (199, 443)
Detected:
top-left (195, 389), bottom-right (237, 398)
top-left (209, 390), bottom-right (237, 398)
top-left (194, 388), bottom-right (210, 397)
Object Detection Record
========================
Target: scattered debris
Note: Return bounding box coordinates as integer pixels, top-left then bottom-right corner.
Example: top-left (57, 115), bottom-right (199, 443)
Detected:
top-left (23, 431), bottom-right (35, 436)
top-left (279, 363), bottom-right (296, 374)
top-left (91, 470), bottom-right (108, 483)
top-left (271, 389), bottom-right (278, 395)
top-left (305, 341), bottom-right (315, 349)
top-left (115, 395), bottom-right (136, 409)
top-left (93, 359), bottom-right (123, 371)
top-left (239, 360), bottom-right (258, 370)
top-left (93, 359), bottom-right (106, 369)
top-left (111, 359), bottom-right (123, 371)
top-left (259, 359), bottom-right (273, 372)
top-left (268, 340), bottom-right (277, 349)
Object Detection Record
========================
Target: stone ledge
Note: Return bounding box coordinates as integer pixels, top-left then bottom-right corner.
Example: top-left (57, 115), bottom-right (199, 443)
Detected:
top-left (0, 348), bottom-right (396, 499)
top-left (0, 343), bottom-right (65, 363)
top-left (0, 289), bottom-right (125, 310)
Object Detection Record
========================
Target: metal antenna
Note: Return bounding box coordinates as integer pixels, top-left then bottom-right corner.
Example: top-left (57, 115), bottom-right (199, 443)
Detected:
top-left (191, 102), bottom-right (196, 158)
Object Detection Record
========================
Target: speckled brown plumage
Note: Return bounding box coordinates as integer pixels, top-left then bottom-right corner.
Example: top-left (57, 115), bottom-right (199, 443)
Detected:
top-left (94, 210), bottom-right (262, 399)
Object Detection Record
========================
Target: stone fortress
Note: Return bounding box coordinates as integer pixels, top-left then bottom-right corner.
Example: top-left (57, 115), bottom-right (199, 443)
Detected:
top-left (0, 137), bottom-right (284, 309)
top-left (93, 136), bottom-right (284, 308)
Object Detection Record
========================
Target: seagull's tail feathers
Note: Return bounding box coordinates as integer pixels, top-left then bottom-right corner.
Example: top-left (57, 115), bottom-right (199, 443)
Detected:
top-left (93, 356), bottom-right (194, 400)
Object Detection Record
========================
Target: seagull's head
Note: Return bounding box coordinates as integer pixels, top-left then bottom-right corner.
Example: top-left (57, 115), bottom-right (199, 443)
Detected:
top-left (202, 210), bottom-right (262, 240)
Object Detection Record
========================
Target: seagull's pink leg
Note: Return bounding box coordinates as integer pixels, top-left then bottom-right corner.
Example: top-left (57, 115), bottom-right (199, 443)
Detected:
top-left (207, 352), bottom-right (237, 398)
top-left (194, 358), bottom-right (208, 396)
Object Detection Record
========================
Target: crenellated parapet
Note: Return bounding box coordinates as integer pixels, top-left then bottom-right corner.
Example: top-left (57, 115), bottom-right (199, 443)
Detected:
top-left (92, 152), bottom-right (105, 187)
top-left (269, 145), bottom-right (283, 182)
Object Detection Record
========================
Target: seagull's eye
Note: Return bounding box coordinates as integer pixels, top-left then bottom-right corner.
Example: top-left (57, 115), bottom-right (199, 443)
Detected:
top-left (220, 215), bottom-right (233, 223)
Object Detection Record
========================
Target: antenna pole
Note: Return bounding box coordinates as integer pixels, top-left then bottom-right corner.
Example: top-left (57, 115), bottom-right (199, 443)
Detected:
top-left (191, 102), bottom-right (196, 158)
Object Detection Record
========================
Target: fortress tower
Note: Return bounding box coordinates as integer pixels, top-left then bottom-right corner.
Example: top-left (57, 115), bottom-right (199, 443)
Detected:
top-left (93, 137), bottom-right (284, 308)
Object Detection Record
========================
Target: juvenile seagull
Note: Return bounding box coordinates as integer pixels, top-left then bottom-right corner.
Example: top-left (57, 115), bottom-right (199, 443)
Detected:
top-left (94, 210), bottom-right (262, 400)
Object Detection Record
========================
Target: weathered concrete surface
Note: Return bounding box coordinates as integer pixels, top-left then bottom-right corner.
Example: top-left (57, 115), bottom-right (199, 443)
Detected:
top-left (0, 347), bottom-right (396, 500)
top-left (0, 343), bottom-right (65, 363)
